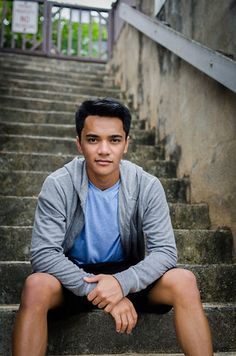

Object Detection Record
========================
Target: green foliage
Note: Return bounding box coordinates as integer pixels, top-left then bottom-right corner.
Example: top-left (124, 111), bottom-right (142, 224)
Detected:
top-left (51, 18), bottom-right (108, 57)
top-left (0, 1), bottom-right (108, 59)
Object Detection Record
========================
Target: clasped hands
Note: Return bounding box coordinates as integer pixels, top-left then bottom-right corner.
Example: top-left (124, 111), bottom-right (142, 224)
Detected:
top-left (84, 274), bottom-right (137, 334)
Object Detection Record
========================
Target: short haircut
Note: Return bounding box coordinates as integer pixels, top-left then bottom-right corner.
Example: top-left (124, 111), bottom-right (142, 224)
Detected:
top-left (75, 97), bottom-right (132, 139)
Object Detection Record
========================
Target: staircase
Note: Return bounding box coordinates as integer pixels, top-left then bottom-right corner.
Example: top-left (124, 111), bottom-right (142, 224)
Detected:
top-left (0, 52), bottom-right (235, 356)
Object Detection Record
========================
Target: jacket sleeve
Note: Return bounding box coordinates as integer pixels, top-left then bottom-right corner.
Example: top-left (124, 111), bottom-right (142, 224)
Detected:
top-left (113, 178), bottom-right (178, 296)
top-left (30, 175), bottom-right (96, 296)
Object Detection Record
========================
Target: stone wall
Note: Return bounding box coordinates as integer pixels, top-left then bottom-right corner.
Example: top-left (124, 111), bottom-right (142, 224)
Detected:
top-left (109, 0), bottom-right (236, 252)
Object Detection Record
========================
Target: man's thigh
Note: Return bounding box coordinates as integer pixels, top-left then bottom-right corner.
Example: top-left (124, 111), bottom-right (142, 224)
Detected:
top-left (127, 279), bottom-right (173, 314)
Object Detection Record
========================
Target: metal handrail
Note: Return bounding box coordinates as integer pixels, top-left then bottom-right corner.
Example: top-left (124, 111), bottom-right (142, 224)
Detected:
top-left (119, 3), bottom-right (236, 94)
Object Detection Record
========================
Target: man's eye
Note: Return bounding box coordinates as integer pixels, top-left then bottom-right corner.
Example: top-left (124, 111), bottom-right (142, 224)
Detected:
top-left (88, 138), bottom-right (97, 143)
top-left (111, 138), bottom-right (121, 143)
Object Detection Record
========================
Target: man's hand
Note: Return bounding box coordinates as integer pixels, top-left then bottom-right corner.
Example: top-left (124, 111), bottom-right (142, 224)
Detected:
top-left (84, 274), bottom-right (123, 312)
top-left (110, 297), bottom-right (138, 334)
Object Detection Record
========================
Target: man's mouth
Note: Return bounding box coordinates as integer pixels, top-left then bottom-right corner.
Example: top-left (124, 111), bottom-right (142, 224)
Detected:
top-left (95, 159), bottom-right (113, 165)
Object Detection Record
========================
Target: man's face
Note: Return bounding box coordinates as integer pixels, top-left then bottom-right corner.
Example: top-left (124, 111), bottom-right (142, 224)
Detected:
top-left (76, 115), bottom-right (129, 189)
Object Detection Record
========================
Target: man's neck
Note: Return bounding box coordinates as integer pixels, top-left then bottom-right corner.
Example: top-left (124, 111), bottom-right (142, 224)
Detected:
top-left (87, 173), bottom-right (120, 191)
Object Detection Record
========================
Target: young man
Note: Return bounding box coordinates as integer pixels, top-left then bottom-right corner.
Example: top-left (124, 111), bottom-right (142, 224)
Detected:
top-left (12, 98), bottom-right (213, 356)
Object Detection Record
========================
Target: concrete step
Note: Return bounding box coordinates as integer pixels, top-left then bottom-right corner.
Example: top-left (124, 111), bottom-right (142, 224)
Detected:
top-left (0, 303), bottom-right (236, 354)
top-left (0, 71), bottom-right (111, 89)
top-left (0, 52), bottom-right (107, 73)
top-left (0, 196), bottom-right (210, 229)
top-left (0, 107), bottom-right (142, 127)
top-left (141, 159), bottom-right (177, 178)
top-left (0, 63), bottom-right (107, 79)
top-left (0, 171), bottom-right (187, 203)
top-left (0, 262), bottom-right (235, 304)
top-left (0, 226), bottom-right (233, 264)
top-left (0, 122), bottom-right (155, 145)
top-left (0, 67), bottom-right (110, 89)
top-left (47, 354), bottom-right (236, 356)
top-left (129, 129), bottom-right (156, 145)
top-left (0, 135), bottom-right (163, 158)
top-left (43, 354), bottom-right (236, 356)
top-left (0, 87), bottom-right (113, 104)
top-left (0, 81), bottom-right (120, 98)
top-left (0, 107), bottom-right (74, 124)
top-left (0, 122), bottom-right (77, 138)
top-left (0, 152), bottom-right (174, 176)
top-left (0, 95), bottom-right (78, 112)
top-left (175, 228), bottom-right (234, 264)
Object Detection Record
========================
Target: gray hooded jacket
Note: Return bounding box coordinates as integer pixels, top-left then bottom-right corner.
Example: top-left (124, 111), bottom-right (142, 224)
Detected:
top-left (31, 157), bottom-right (177, 297)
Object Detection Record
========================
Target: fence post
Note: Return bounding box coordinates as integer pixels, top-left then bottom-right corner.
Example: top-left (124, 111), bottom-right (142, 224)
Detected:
top-left (42, 0), bottom-right (52, 55)
top-left (0, 0), bottom-right (7, 48)
top-left (107, 6), bottom-right (115, 59)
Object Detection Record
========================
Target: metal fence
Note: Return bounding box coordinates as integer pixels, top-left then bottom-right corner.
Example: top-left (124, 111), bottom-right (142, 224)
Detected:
top-left (0, 0), bottom-right (110, 62)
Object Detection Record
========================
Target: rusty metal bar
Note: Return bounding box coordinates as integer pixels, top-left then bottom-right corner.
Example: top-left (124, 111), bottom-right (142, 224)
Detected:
top-left (67, 8), bottom-right (72, 55)
top-left (48, 1), bottom-right (108, 13)
top-left (0, 0), bottom-right (7, 48)
top-left (22, 34), bottom-right (26, 50)
top-left (88, 11), bottom-right (92, 57)
top-left (57, 8), bottom-right (61, 52)
top-left (98, 12), bottom-right (102, 58)
top-left (78, 10), bottom-right (82, 56)
top-left (11, 34), bottom-right (15, 49)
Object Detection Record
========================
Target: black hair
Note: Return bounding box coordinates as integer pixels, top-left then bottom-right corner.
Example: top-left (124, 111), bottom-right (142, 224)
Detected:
top-left (75, 97), bottom-right (131, 139)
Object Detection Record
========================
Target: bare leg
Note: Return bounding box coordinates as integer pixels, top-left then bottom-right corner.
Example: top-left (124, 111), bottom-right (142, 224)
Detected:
top-left (12, 273), bottom-right (64, 356)
top-left (148, 268), bottom-right (213, 356)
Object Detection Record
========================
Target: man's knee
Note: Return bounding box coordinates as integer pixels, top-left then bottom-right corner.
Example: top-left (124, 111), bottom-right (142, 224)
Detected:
top-left (167, 268), bottom-right (201, 304)
top-left (20, 273), bottom-right (63, 311)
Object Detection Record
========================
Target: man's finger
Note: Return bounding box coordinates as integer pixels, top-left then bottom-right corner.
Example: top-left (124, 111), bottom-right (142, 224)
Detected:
top-left (131, 308), bottom-right (138, 328)
top-left (104, 302), bottom-right (113, 313)
top-left (120, 314), bottom-right (128, 333)
top-left (87, 289), bottom-right (97, 302)
top-left (126, 312), bottom-right (135, 334)
top-left (91, 296), bottom-right (102, 306)
top-left (98, 301), bottom-right (107, 309)
top-left (84, 275), bottom-right (101, 283)
top-left (115, 314), bottom-right (122, 333)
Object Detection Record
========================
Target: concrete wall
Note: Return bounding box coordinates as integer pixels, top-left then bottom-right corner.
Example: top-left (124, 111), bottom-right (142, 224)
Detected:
top-left (109, 0), bottom-right (236, 251)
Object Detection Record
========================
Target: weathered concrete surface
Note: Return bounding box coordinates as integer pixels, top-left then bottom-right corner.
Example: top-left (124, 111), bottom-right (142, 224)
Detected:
top-left (1, 261), bottom-right (235, 304)
top-left (1, 304), bottom-right (235, 355)
top-left (0, 171), bottom-right (187, 203)
top-left (1, 226), bottom-right (233, 264)
top-left (109, 0), bottom-right (236, 252)
top-left (0, 196), bottom-right (211, 229)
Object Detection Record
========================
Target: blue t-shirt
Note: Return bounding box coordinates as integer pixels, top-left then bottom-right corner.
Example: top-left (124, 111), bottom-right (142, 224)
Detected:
top-left (68, 180), bottom-right (124, 265)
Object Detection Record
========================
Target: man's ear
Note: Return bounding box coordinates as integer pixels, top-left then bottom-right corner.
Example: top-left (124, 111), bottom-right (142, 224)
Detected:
top-left (124, 135), bottom-right (129, 154)
top-left (76, 136), bottom-right (83, 154)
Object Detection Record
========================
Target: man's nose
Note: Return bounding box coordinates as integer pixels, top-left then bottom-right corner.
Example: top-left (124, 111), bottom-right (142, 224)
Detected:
top-left (98, 140), bottom-right (111, 154)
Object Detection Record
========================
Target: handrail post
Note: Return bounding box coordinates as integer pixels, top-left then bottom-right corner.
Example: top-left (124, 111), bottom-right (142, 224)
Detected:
top-left (0, 0), bottom-right (7, 48)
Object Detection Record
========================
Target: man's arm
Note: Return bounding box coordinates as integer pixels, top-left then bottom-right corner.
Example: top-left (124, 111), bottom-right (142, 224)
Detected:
top-left (113, 178), bottom-right (178, 296)
top-left (30, 175), bottom-right (97, 296)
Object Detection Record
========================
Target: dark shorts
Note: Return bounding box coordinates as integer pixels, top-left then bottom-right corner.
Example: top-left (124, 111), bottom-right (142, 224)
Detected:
top-left (60, 261), bottom-right (173, 315)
